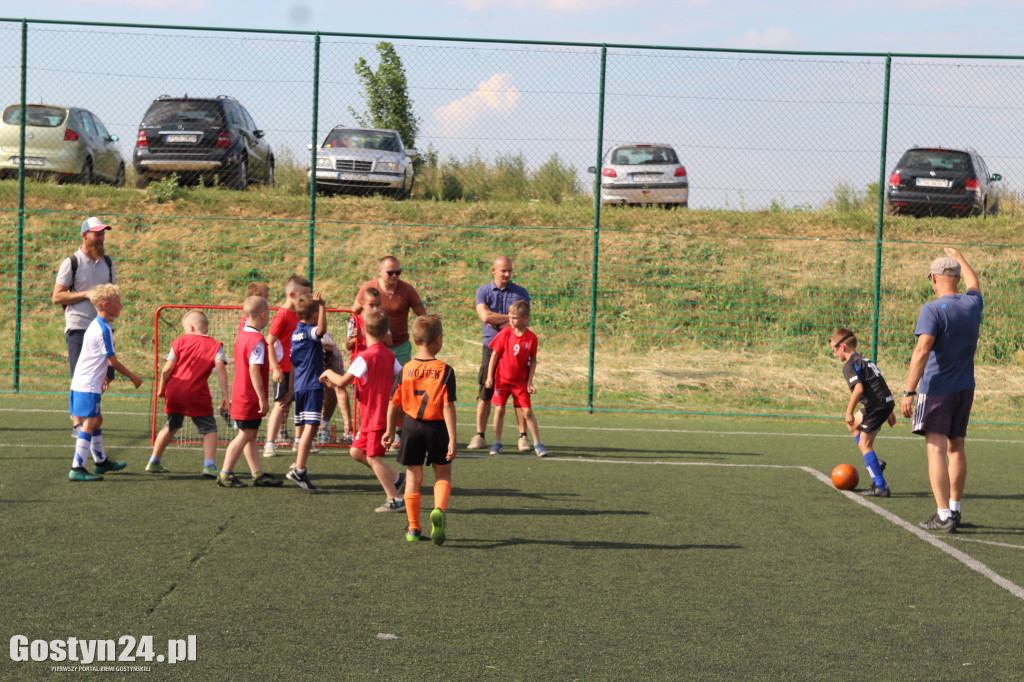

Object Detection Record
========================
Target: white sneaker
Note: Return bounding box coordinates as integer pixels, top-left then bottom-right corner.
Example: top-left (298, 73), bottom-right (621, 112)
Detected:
top-left (263, 442), bottom-right (277, 457)
top-left (467, 434), bottom-right (486, 450)
top-left (517, 434), bottom-right (531, 452)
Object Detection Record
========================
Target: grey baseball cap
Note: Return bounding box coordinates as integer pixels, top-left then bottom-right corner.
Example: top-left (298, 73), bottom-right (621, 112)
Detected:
top-left (929, 256), bottom-right (961, 278)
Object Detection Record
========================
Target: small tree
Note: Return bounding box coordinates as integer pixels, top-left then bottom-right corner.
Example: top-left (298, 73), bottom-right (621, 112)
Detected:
top-left (349, 42), bottom-right (420, 152)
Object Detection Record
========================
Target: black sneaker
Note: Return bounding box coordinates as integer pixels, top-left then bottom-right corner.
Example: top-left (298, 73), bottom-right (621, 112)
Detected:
top-left (879, 460), bottom-right (887, 472)
top-left (217, 473), bottom-right (247, 488)
top-left (252, 473), bottom-right (283, 487)
top-left (285, 468), bottom-right (317, 492)
top-left (917, 513), bottom-right (956, 532)
top-left (860, 483), bottom-right (891, 498)
top-left (394, 471), bottom-right (406, 493)
top-left (951, 510), bottom-right (962, 530)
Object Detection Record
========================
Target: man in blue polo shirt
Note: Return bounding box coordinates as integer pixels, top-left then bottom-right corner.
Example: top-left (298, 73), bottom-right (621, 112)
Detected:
top-left (467, 256), bottom-right (530, 451)
top-left (900, 248), bottom-right (983, 533)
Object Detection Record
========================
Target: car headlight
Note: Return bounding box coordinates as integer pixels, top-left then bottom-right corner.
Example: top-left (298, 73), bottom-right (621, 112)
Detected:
top-left (376, 161), bottom-right (400, 173)
top-left (316, 157), bottom-right (333, 169)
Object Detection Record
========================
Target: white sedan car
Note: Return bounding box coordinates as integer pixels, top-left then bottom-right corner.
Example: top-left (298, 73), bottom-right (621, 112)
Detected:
top-left (588, 144), bottom-right (688, 207)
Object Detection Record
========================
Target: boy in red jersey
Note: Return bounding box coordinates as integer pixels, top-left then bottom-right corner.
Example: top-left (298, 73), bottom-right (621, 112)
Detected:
top-left (485, 300), bottom-right (547, 456)
top-left (345, 287), bottom-right (392, 363)
top-left (147, 310), bottom-right (229, 477)
top-left (219, 296), bottom-right (283, 488)
top-left (321, 309), bottom-right (406, 512)
top-left (264, 275), bottom-right (311, 457)
top-left (383, 315), bottom-right (457, 545)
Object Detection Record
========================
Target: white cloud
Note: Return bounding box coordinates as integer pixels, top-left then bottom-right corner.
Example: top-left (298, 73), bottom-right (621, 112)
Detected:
top-left (63, 0), bottom-right (207, 10)
top-left (730, 26), bottom-right (803, 50)
top-left (434, 73), bottom-right (521, 131)
top-left (456, 0), bottom-right (635, 11)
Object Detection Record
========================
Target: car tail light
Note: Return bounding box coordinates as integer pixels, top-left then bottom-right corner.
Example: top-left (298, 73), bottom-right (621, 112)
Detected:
top-left (64, 128), bottom-right (79, 142)
top-left (888, 172), bottom-right (900, 187)
top-left (674, 166), bottom-right (687, 177)
top-left (136, 130), bottom-right (148, 147)
top-left (965, 178), bottom-right (979, 192)
top-left (217, 132), bottom-right (231, 147)
top-left (602, 168), bottom-right (617, 178)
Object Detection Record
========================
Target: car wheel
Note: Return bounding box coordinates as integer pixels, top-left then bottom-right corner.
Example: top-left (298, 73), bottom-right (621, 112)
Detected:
top-left (76, 159), bottom-right (93, 185)
top-left (265, 157), bottom-right (275, 187)
top-left (134, 172), bottom-right (150, 189)
top-left (114, 164), bottom-right (125, 188)
top-left (227, 158), bottom-right (248, 191)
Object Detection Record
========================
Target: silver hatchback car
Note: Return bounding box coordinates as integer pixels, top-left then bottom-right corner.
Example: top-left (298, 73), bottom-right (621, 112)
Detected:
top-left (588, 144), bottom-right (688, 207)
top-left (307, 126), bottom-right (416, 199)
top-left (0, 104), bottom-right (124, 185)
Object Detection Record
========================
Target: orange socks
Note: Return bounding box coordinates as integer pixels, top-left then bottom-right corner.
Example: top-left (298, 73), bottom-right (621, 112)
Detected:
top-left (405, 493), bottom-right (421, 531)
top-left (434, 479), bottom-right (451, 511)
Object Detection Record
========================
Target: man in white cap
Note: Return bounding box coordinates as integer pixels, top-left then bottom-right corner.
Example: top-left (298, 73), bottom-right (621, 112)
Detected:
top-left (52, 217), bottom-right (117, 432)
top-left (900, 247), bottom-right (983, 533)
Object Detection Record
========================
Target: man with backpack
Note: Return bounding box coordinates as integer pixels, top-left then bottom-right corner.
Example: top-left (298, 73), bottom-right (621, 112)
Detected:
top-left (52, 217), bottom-right (118, 433)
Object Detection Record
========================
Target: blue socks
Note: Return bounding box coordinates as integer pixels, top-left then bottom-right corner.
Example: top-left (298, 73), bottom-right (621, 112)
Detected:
top-left (90, 429), bottom-right (106, 463)
top-left (863, 449), bottom-right (888, 489)
top-left (73, 431), bottom-right (92, 469)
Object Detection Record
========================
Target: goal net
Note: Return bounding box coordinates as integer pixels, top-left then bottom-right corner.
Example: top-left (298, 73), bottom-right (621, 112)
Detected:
top-left (150, 304), bottom-right (360, 449)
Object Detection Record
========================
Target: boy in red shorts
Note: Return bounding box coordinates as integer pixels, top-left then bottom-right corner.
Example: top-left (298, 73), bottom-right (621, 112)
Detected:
top-left (321, 309), bottom-right (405, 512)
top-left (384, 314), bottom-right (457, 545)
top-left (147, 310), bottom-right (229, 477)
top-left (484, 300), bottom-right (547, 456)
top-left (219, 296), bottom-right (283, 488)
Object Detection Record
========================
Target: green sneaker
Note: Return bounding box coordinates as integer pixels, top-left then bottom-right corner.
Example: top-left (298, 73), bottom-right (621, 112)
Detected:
top-left (252, 472), bottom-right (283, 487)
top-left (145, 462), bottom-right (170, 473)
top-left (405, 529), bottom-right (428, 542)
top-left (201, 465), bottom-right (219, 479)
top-left (93, 459), bottom-right (126, 475)
top-left (430, 508), bottom-right (447, 546)
top-left (69, 467), bottom-right (103, 482)
top-left (217, 472), bottom-right (247, 488)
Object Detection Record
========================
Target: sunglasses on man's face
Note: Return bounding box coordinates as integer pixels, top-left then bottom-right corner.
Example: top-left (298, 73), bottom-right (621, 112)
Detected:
top-left (385, 269), bottom-right (402, 276)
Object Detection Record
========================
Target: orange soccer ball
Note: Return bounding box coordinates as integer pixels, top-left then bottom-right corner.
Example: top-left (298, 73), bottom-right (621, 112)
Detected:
top-left (831, 463), bottom-right (860, 491)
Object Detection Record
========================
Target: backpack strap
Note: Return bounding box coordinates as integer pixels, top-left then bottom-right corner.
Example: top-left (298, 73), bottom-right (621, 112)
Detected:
top-left (68, 254), bottom-right (79, 292)
top-left (104, 255), bottom-right (113, 283)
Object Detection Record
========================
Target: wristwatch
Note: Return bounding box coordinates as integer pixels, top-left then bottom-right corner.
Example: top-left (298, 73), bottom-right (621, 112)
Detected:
top-left (902, 390), bottom-right (916, 397)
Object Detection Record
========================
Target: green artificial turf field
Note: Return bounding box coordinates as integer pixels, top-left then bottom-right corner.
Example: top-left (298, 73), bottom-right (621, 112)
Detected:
top-left (1, 395), bottom-right (1023, 680)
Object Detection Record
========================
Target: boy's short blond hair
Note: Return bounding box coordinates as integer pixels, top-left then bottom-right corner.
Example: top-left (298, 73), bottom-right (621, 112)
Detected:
top-left (412, 314), bottom-right (443, 346)
top-left (182, 310), bottom-right (209, 333)
top-left (243, 295), bottom-right (269, 318)
top-left (364, 309), bottom-right (389, 339)
top-left (89, 283), bottom-right (120, 308)
top-left (286, 274), bottom-right (312, 295)
top-left (295, 293), bottom-right (319, 321)
top-left (830, 328), bottom-right (857, 349)
top-left (509, 299), bottom-right (530, 317)
top-left (245, 281), bottom-right (269, 298)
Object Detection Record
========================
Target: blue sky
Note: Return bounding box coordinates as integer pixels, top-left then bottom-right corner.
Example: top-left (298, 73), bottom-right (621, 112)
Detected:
top-left (3, 1), bottom-right (1024, 208)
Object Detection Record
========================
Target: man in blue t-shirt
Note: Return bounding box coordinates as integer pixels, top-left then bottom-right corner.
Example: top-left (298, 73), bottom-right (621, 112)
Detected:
top-left (467, 256), bottom-right (530, 451)
top-left (900, 248), bottom-right (983, 533)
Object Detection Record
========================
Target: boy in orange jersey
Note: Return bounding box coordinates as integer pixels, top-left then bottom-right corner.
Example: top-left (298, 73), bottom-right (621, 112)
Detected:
top-left (219, 295), bottom-right (283, 488)
top-left (383, 315), bottom-right (456, 544)
top-left (484, 300), bottom-right (547, 456)
top-left (147, 310), bottom-right (229, 477)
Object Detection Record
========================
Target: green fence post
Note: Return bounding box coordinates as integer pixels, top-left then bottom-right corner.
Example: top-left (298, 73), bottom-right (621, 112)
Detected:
top-left (586, 45), bottom-right (607, 413)
top-left (14, 19), bottom-right (27, 392)
top-left (872, 54), bottom-right (891, 361)
top-left (308, 31), bottom-right (320, 283)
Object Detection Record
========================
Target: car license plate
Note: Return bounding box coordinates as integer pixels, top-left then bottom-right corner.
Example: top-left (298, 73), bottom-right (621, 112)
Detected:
top-left (339, 172), bottom-right (363, 181)
top-left (916, 177), bottom-right (950, 188)
top-left (633, 173), bottom-right (662, 181)
top-left (165, 134), bottom-right (198, 143)
top-left (11, 157), bottom-right (44, 166)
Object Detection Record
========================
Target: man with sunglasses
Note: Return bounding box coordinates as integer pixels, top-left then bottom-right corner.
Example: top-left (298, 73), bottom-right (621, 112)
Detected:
top-left (353, 256), bottom-right (426, 367)
top-left (900, 248), bottom-right (983, 533)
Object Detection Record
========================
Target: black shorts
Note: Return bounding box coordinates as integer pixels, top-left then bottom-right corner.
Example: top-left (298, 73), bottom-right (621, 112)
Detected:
top-left (235, 418), bottom-right (263, 431)
top-left (912, 389), bottom-right (974, 439)
top-left (273, 372), bottom-right (292, 403)
top-left (477, 345), bottom-right (494, 402)
top-left (166, 413), bottom-right (218, 434)
top-left (397, 417), bottom-right (450, 467)
top-left (858, 400), bottom-right (895, 433)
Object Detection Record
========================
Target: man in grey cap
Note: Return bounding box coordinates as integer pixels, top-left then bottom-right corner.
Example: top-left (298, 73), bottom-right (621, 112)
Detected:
top-left (900, 247), bottom-right (983, 533)
top-left (52, 217), bottom-right (117, 431)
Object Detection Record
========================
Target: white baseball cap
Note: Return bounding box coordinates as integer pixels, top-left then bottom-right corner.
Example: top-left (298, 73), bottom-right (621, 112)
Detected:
top-left (80, 217), bottom-right (112, 234)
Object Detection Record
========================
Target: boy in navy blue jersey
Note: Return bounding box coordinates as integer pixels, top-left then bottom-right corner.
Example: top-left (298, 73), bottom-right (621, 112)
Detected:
top-left (286, 291), bottom-right (327, 491)
top-left (830, 328), bottom-right (895, 497)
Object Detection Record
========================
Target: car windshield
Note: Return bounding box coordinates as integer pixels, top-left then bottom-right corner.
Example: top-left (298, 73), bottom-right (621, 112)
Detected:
top-left (609, 146), bottom-right (678, 165)
top-left (142, 101), bottom-right (224, 127)
top-left (900, 149), bottom-right (971, 172)
top-left (3, 105), bottom-right (67, 127)
top-left (323, 130), bottom-right (400, 152)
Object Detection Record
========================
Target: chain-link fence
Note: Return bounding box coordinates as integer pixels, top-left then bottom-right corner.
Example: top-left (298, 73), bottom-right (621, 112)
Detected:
top-left (2, 19), bottom-right (1023, 423)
